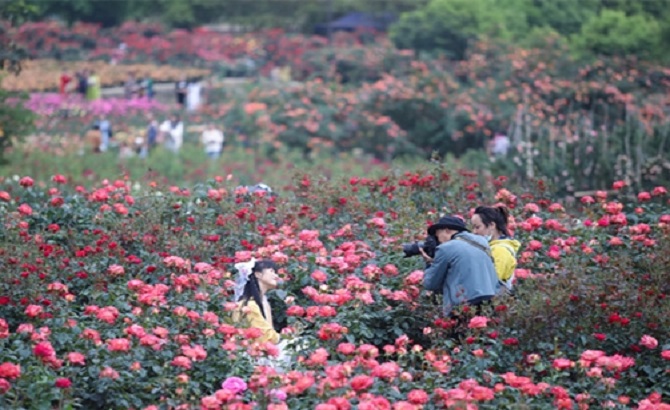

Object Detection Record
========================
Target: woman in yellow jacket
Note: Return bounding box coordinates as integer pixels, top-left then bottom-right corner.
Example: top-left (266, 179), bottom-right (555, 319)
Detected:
top-left (471, 205), bottom-right (521, 291)
top-left (232, 259), bottom-right (282, 345)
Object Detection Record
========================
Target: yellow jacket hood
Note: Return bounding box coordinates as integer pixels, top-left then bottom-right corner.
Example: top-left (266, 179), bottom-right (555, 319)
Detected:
top-left (489, 238), bottom-right (521, 282)
top-left (490, 238), bottom-right (522, 254)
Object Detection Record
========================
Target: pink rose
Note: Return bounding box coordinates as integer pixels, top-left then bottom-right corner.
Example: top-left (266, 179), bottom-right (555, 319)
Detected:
top-left (640, 335), bottom-right (658, 349)
top-left (468, 316), bottom-right (489, 329)
top-left (17, 204), bottom-right (32, 216)
top-left (552, 358), bottom-right (574, 370)
top-left (221, 376), bottom-right (247, 394)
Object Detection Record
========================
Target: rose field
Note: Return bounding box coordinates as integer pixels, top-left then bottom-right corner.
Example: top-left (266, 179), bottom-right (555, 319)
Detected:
top-left (2, 12), bottom-right (670, 409)
top-left (0, 167), bottom-right (669, 410)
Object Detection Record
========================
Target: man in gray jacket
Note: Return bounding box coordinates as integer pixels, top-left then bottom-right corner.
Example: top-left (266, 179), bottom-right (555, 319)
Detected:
top-left (420, 216), bottom-right (500, 316)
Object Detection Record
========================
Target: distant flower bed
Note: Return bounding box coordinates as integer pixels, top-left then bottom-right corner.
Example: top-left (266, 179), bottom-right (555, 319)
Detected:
top-left (21, 93), bottom-right (166, 116)
top-left (1, 59), bottom-right (210, 92)
top-left (6, 21), bottom-right (373, 74)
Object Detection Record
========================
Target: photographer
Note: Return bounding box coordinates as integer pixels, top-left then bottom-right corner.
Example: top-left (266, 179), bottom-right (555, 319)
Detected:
top-left (420, 216), bottom-right (499, 316)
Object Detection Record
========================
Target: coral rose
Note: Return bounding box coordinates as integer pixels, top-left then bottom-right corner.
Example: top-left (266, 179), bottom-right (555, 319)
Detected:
top-left (0, 363), bottom-right (21, 380)
top-left (350, 375), bottom-right (374, 392)
top-left (468, 316), bottom-right (489, 329)
top-left (407, 389), bottom-right (429, 405)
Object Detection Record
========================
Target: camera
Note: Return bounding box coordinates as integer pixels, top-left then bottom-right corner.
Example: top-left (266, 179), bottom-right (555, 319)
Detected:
top-left (402, 234), bottom-right (438, 258)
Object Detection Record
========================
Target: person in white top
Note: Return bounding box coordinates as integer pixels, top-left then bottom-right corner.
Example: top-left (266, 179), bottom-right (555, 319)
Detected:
top-left (160, 114), bottom-right (184, 153)
top-left (201, 123), bottom-right (225, 159)
top-left (488, 131), bottom-right (510, 158)
top-left (187, 81), bottom-right (202, 112)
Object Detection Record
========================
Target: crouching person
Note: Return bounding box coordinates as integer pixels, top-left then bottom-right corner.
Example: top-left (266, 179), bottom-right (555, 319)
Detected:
top-left (420, 216), bottom-right (499, 320)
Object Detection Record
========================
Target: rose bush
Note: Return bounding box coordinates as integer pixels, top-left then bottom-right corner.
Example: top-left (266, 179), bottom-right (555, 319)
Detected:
top-left (0, 167), bottom-right (669, 409)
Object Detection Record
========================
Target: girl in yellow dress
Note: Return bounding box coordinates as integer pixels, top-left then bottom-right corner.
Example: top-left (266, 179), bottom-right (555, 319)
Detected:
top-left (232, 259), bottom-right (282, 345)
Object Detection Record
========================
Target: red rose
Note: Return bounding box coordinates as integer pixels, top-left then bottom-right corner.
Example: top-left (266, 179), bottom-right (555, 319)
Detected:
top-left (19, 176), bottom-right (34, 187)
top-left (33, 341), bottom-right (55, 358)
top-left (54, 378), bottom-right (72, 388)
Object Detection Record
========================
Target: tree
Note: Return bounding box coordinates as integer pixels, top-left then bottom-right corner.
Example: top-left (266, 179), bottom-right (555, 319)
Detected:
top-left (38, 0), bottom-right (131, 27)
top-left (389, 0), bottom-right (530, 59)
top-left (525, 0), bottom-right (599, 36)
top-left (599, 0), bottom-right (668, 18)
top-left (24, 0), bottom-right (426, 31)
top-left (0, 0), bottom-right (37, 165)
top-left (572, 9), bottom-right (662, 59)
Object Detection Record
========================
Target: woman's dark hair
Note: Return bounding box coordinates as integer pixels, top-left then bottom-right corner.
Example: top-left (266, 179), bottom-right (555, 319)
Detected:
top-left (239, 259), bottom-right (278, 320)
top-left (474, 205), bottom-right (511, 237)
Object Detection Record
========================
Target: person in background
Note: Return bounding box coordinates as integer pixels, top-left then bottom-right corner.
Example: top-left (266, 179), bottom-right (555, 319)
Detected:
top-left (161, 114), bottom-right (184, 154)
top-left (471, 205), bottom-right (521, 293)
top-left (96, 115), bottom-right (112, 152)
top-left (187, 80), bottom-right (202, 112)
top-left (201, 78), bottom-right (211, 107)
top-left (142, 115), bottom-right (158, 158)
top-left (143, 76), bottom-right (154, 100)
top-left (201, 123), bottom-right (225, 159)
top-left (86, 70), bottom-right (101, 101)
top-left (421, 216), bottom-right (499, 317)
top-left (59, 71), bottom-right (72, 96)
top-left (119, 141), bottom-right (134, 160)
top-left (488, 131), bottom-right (510, 159)
top-left (85, 123), bottom-right (101, 153)
top-left (175, 76), bottom-right (188, 108)
top-left (136, 76), bottom-right (145, 99)
top-left (124, 73), bottom-right (137, 99)
top-left (76, 70), bottom-right (88, 98)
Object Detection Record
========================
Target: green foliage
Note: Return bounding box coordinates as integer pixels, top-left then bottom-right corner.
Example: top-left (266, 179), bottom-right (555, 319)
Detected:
top-left (391, 0), bottom-right (668, 61)
top-left (39, 0), bottom-right (130, 27)
top-left (517, 26), bottom-right (565, 49)
top-left (22, 0), bottom-right (425, 30)
top-left (390, 0), bottom-right (529, 59)
top-left (0, 0), bottom-right (36, 164)
top-left (0, 86), bottom-right (35, 165)
top-left (0, 0), bottom-right (39, 25)
top-left (571, 9), bottom-right (662, 59)
top-left (525, 0), bottom-right (599, 36)
top-left (0, 144), bottom-right (401, 188)
top-left (1, 0), bottom-right (36, 73)
top-left (600, 0), bottom-right (668, 18)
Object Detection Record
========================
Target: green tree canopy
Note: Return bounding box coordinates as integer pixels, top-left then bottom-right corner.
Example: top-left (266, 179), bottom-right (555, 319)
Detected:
top-left (525, 0), bottom-right (599, 36)
top-left (571, 9), bottom-right (661, 59)
top-left (27, 0), bottom-right (426, 30)
top-left (389, 0), bottom-right (668, 62)
top-left (390, 0), bottom-right (530, 59)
